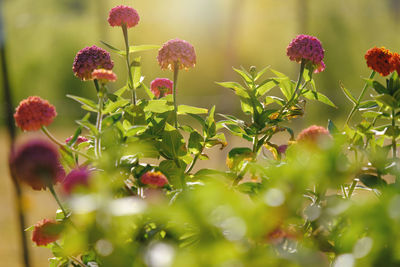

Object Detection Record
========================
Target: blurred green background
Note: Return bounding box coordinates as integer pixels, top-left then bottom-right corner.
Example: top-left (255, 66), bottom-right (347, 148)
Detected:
top-left (2, 0), bottom-right (400, 128)
top-left (2, 0), bottom-right (400, 266)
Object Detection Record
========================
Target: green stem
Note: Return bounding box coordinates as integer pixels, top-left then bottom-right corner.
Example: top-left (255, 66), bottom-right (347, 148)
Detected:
top-left (345, 70), bottom-right (376, 126)
top-left (277, 60), bottom-right (305, 119)
top-left (392, 108), bottom-right (397, 158)
top-left (41, 126), bottom-right (92, 160)
top-left (186, 154), bottom-right (200, 174)
top-left (122, 25), bottom-right (136, 105)
top-left (173, 62), bottom-right (179, 129)
top-left (347, 179), bottom-right (358, 199)
top-left (95, 91), bottom-right (104, 158)
top-left (48, 184), bottom-right (68, 218)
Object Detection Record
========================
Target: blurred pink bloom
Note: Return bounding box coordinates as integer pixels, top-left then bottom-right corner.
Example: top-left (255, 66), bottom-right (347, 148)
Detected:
top-left (14, 96), bottom-right (57, 131)
top-left (65, 135), bottom-right (88, 145)
top-left (287, 35), bottom-right (325, 73)
top-left (73, 46), bottom-right (114, 80)
top-left (157, 39), bottom-right (196, 71)
top-left (150, 78), bottom-right (173, 98)
top-left (32, 219), bottom-right (61, 246)
top-left (62, 167), bottom-right (91, 195)
top-left (297, 125), bottom-right (330, 144)
top-left (108, 5), bottom-right (140, 28)
top-left (91, 69), bottom-right (117, 83)
top-left (140, 171), bottom-right (169, 188)
top-left (10, 139), bottom-right (65, 191)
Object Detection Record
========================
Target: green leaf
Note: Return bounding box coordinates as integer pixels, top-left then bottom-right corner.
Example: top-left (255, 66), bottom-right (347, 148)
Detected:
top-left (125, 105), bottom-right (146, 125)
top-left (233, 67), bottom-right (252, 85)
top-left (103, 99), bottom-right (130, 114)
top-left (339, 81), bottom-right (357, 104)
top-left (130, 56), bottom-right (142, 88)
top-left (358, 100), bottom-right (378, 110)
top-left (254, 65), bottom-right (270, 81)
top-left (177, 105), bottom-right (208, 115)
top-left (67, 126), bottom-right (83, 146)
top-left (188, 131), bottom-right (203, 154)
top-left (255, 79), bottom-right (278, 97)
top-left (100, 40), bottom-right (123, 53)
top-left (271, 69), bottom-right (294, 100)
top-left (375, 94), bottom-right (398, 108)
top-left (142, 83), bottom-right (155, 99)
top-left (327, 119), bottom-right (339, 134)
top-left (226, 147), bottom-right (254, 170)
top-left (160, 124), bottom-right (187, 159)
top-left (159, 160), bottom-right (185, 188)
top-left (358, 174), bottom-right (387, 189)
top-left (237, 182), bottom-right (262, 196)
top-left (216, 81), bottom-right (249, 99)
top-left (303, 90), bottom-right (337, 108)
top-left (144, 100), bottom-right (174, 113)
top-left (67, 95), bottom-right (98, 112)
top-left (265, 96), bottom-right (285, 106)
top-left (223, 123), bottom-right (252, 141)
top-left (114, 85), bottom-right (128, 97)
top-left (362, 111), bottom-right (382, 119)
top-left (120, 45), bottom-right (161, 55)
top-left (367, 79), bottom-right (388, 94)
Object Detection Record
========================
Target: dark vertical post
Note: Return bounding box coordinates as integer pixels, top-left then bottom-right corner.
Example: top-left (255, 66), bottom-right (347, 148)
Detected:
top-left (0, 1), bottom-right (31, 267)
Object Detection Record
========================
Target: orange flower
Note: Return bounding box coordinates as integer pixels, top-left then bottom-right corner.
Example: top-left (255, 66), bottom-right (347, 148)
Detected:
top-left (365, 47), bottom-right (394, 76)
top-left (32, 219), bottom-right (61, 246)
top-left (14, 96), bottom-right (56, 131)
top-left (140, 171), bottom-right (169, 187)
top-left (391, 52), bottom-right (400, 75)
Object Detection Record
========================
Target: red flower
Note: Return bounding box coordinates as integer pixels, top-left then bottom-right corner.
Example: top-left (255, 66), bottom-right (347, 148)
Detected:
top-left (91, 69), bottom-right (117, 83)
top-left (62, 167), bottom-right (91, 195)
top-left (150, 78), bottom-right (173, 98)
top-left (108, 5), bottom-right (140, 28)
top-left (32, 219), bottom-right (61, 246)
top-left (140, 171), bottom-right (169, 188)
top-left (10, 139), bottom-right (65, 191)
top-left (365, 47), bottom-right (394, 76)
top-left (65, 135), bottom-right (88, 145)
top-left (73, 46), bottom-right (114, 80)
top-left (14, 96), bottom-right (56, 131)
top-left (297, 125), bottom-right (330, 144)
top-left (287, 35), bottom-right (325, 73)
top-left (391, 52), bottom-right (400, 75)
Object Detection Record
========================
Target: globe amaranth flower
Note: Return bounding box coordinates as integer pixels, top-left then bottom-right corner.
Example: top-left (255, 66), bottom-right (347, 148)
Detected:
top-left (73, 45), bottom-right (114, 80)
top-left (150, 78), bottom-right (173, 98)
top-left (287, 35), bottom-right (325, 73)
top-left (62, 167), bottom-right (91, 195)
top-left (14, 96), bottom-right (57, 131)
top-left (65, 135), bottom-right (88, 145)
top-left (140, 171), bottom-right (169, 188)
top-left (108, 5), bottom-right (140, 28)
top-left (297, 125), bottom-right (331, 144)
top-left (10, 139), bottom-right (65, 191)
top-left (157, 39), bottom-right (196, 71)
top-left (365, 47), bottom-right (394, 76)
top-left (32, 219), bottom-right (61, 246)
top-left (91, 69), bottom-right (117, 83)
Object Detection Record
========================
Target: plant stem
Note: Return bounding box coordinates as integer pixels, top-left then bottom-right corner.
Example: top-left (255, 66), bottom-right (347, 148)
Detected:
top-left (41, 126), bottom-right (92, 160)
top-left (48, 184), bottom-right (68, 218)
top-left (347, 179), bottom-right (358, 199)
top-left (173, 62), bottom-right (180, 129)
top-left (345, 70), bottom-right (376, 126)
top-left (122, 25), bottom-right (136, 105)
top-left (277, 60), bottom-right (305, 119)
top-left (95, 91), bottom-right (104, 158)
top-left (392, 108), bottom-right (397, 158)
top-left (186, 154), bottom-right (200, 174)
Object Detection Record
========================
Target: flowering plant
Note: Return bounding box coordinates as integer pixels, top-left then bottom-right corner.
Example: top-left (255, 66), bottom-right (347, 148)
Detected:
top-left (9, 5), bottom-right (400, 267)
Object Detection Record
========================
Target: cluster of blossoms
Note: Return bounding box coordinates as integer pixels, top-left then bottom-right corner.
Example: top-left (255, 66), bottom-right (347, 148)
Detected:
top-left (364, 46), bottom-right (400, 76)
top-left (150, 78), bottom-right (173, 98)
top-left (108, 5), bottom-right (140, 28)
top-left (157, 38), bottom-right (196, 71)
top-left (286, 34), bottom-right (325, 73)
top-left (14, 96), bottom-right (56, 131)
top-left (72, 45), bottom-right (114, 80)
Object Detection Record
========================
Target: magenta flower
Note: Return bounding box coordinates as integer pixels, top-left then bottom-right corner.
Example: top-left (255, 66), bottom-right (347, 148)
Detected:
top-left (65, 135), bottom-right (88, 145)
top-left (62, 167), bottom-right (91, 195)
top-left (108, 5), bottom-right (140, 28)
top-left (140, 171), bottom-right (169, 188)
top-left (73, 45), bottom-right (114, 80)
top-left (150, 78), bottom-right (173, 98)
top-left (91, 69), bottom-right (117, 83)
top-left (31, 219), bottom-right (61, 246)
top-left (10, 139), bottom-right (65, 191)
top-left (286, 35), bottom-right (325, 72)
top-left (14, 96), bottom-right (57, 131)
top-left (157, 39), bottom-right (196, 71)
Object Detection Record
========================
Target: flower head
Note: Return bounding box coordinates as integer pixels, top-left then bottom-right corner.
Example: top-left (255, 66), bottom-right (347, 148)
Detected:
top-left (62, 167), bottom-right (91, 195)
top-left (287, 35), bottom-right (325, 73)
top-left (150, 78), bottom-right (173, 98)
top-left (73, 45), bottom-right (114, 80)
top-left (140, 171), bottom-right (169, 188)
top-left (65, 135), bottom-right (88, 145)
top-left (32, 219), bottom-right (61, 246)
top-left (10, 139), bottom-right (65, 191)
top-left (390, 52), bottom-right (400, 75)
top-left (157, 39), bottom-right (196, 71)
top-left (365, 47), bottom-right (394, 76)
top-left (14, 96), bottom-right (57, 131)
top-left (297, 125), bottom-right (331, 144)
top-left (91, 69), bottom-right (117, 83)
top-left (108, 5), bottom-right (140, 28)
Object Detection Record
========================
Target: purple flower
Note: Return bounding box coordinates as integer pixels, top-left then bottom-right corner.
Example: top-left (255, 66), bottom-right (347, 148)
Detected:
top-left (62, 167), bottom-right (91, 195)
top-left (72, 45), bottom-right (114, 80)
top-left (10, 139), bottom-right (65, 191)
top-left (286, 35), bottom-right (325, 73)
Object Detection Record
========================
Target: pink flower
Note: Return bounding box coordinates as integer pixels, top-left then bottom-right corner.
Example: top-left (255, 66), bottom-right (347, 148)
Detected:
top-left (14, 96), bottom-right (57, 131)
top-left (150, 78), bottom-right (173, 98)
top-left (32, 219), bottom-right (61, 246)
top-left (287, 35), bottom-right (325, 73)
top-left (157, 39), bottom-right (196, 71)
top-left (65, 135), bottom-right (88, 145)
top-left (62, 167), bottom-right (91, 195)
top-left (297, 125), bottom-right (330, 144)
top-left (91, 69), bottom-right (117, 83)
top-left (108, 5), bottom-right (140, 28)
top-left (140, 171), bottom-right (169, 188)
top-left (10, 139), bottom-right (65, 191)
top-left (73, 46), bottom-right (114, 80)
